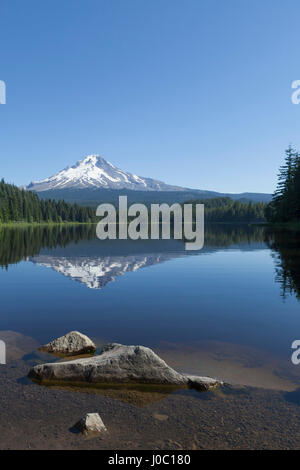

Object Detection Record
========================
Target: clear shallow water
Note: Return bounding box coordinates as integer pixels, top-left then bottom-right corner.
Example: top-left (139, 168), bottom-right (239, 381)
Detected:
top-left (1, 224), bottom-right (300, 389)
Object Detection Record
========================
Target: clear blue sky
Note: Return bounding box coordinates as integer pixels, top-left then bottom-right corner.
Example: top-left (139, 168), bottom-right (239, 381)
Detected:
top-left (1, 0), bottom-right (300, 193)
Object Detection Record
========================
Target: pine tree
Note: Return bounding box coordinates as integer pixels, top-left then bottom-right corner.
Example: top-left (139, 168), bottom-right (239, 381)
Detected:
top-left (266, 145), bottom-right (300, 222)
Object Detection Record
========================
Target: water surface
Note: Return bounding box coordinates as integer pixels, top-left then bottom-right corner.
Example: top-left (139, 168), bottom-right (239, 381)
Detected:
top-left (1, 224), bottom-right (300, 390)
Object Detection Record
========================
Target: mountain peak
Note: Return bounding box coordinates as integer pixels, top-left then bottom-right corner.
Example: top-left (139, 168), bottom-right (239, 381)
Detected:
top-left (26, 154), bottom-right (184, 192)
top-left (80, 154), bottom-right (108, 165)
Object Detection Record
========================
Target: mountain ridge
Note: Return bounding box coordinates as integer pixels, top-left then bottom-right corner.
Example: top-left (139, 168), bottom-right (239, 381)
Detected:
top-left (24, 154), bottom-right (271, 204)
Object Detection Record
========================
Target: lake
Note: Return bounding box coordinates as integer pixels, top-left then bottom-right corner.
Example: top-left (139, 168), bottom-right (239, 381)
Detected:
top-left (1, 223), bottom-right (300, 391)
top-left (3, 223), bottom-right (300, 449)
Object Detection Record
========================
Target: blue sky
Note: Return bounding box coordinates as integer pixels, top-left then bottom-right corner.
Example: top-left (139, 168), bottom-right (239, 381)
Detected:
top-left (1, 0), bottom-right (300, 193)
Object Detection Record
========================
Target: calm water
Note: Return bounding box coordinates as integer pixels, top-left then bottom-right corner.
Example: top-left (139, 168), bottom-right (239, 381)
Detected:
top-left (1, 224), bottom-right (300, 388)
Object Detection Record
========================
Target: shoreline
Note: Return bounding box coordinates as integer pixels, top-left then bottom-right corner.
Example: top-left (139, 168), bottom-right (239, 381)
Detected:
top-left (2, 346), bottom-right (300, 449)
top-left (0, 220), bottom-right (265, 228)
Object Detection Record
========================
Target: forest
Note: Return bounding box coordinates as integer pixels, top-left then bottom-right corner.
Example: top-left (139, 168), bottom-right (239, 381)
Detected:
top-left (0, 179), bottom-right (96, 223)
top-left (186, 197), bottom-right (267, 222)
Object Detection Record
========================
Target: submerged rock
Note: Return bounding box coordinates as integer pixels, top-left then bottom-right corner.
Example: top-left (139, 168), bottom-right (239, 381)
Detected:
top-left (185, 374), bottom-right (222, 391)
top-left (29, 343), bottom-right (222, 391)
top-left (39, 331), bottom-right (96, 356)
top-left (75, 413), bottom-right (107, 435)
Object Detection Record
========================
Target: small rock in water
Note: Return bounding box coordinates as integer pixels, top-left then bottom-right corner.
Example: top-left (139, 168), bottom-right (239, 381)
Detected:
top-left (185, 374), bottom-right (222, 391)
top-left (39, 331), bottom-right (96, 356)
top-left (75, 413), bottom-right (107, 436)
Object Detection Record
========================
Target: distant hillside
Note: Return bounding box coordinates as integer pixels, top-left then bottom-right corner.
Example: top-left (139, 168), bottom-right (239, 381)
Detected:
top-left (36, 187), bottom-right (272, 207)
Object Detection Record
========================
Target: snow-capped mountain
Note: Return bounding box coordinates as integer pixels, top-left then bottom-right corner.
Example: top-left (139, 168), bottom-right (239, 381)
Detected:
top-left (26, 154), bottom-right (184, 192)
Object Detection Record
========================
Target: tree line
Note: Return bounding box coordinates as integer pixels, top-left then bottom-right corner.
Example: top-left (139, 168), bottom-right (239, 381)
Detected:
top-left (0, 179), bottom-right (96, 223)
top-left (186, 197), bottom-right (267, 222)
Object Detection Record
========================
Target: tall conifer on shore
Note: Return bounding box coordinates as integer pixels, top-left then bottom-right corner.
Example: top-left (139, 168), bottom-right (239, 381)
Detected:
top-left (266, 146), bottom-right (300, 222)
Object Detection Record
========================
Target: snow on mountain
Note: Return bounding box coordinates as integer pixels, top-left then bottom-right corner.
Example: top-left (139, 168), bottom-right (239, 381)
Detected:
top-left (26, 154), bottom-right (184, 192)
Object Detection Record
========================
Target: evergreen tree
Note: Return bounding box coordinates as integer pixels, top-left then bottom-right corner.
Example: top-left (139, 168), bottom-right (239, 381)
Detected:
top-left (266, 146), bottom-right (300, 223)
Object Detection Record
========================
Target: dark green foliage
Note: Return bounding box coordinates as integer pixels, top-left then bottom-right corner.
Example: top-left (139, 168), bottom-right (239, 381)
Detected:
top-left (185, 197), bottom-right (267, 222)
top-left (266, 145), bottom-right (300, 223)
top-left (0, 179), bottom-right (96, 224)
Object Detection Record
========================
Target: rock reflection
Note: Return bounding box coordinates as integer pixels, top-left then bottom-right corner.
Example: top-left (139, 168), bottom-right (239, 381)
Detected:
top-left (30, 381), bottom-right (182, 407)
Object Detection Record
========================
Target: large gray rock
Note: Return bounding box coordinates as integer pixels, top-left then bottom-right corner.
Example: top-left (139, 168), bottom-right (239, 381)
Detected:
top-left (74, 413), bottom-right (107, 435)
top-left (39, 331), bottom-right (96, 356)
top-left (29, 343), bottom-right (222, 390)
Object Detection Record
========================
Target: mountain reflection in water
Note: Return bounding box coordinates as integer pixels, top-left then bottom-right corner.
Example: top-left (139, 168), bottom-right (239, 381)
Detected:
top-left (2, 224), bottom-right (300, 300)
top-left (0, 224), bottom-right (267, 289)
top-left (30, 253), bottom-right (177, 289)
